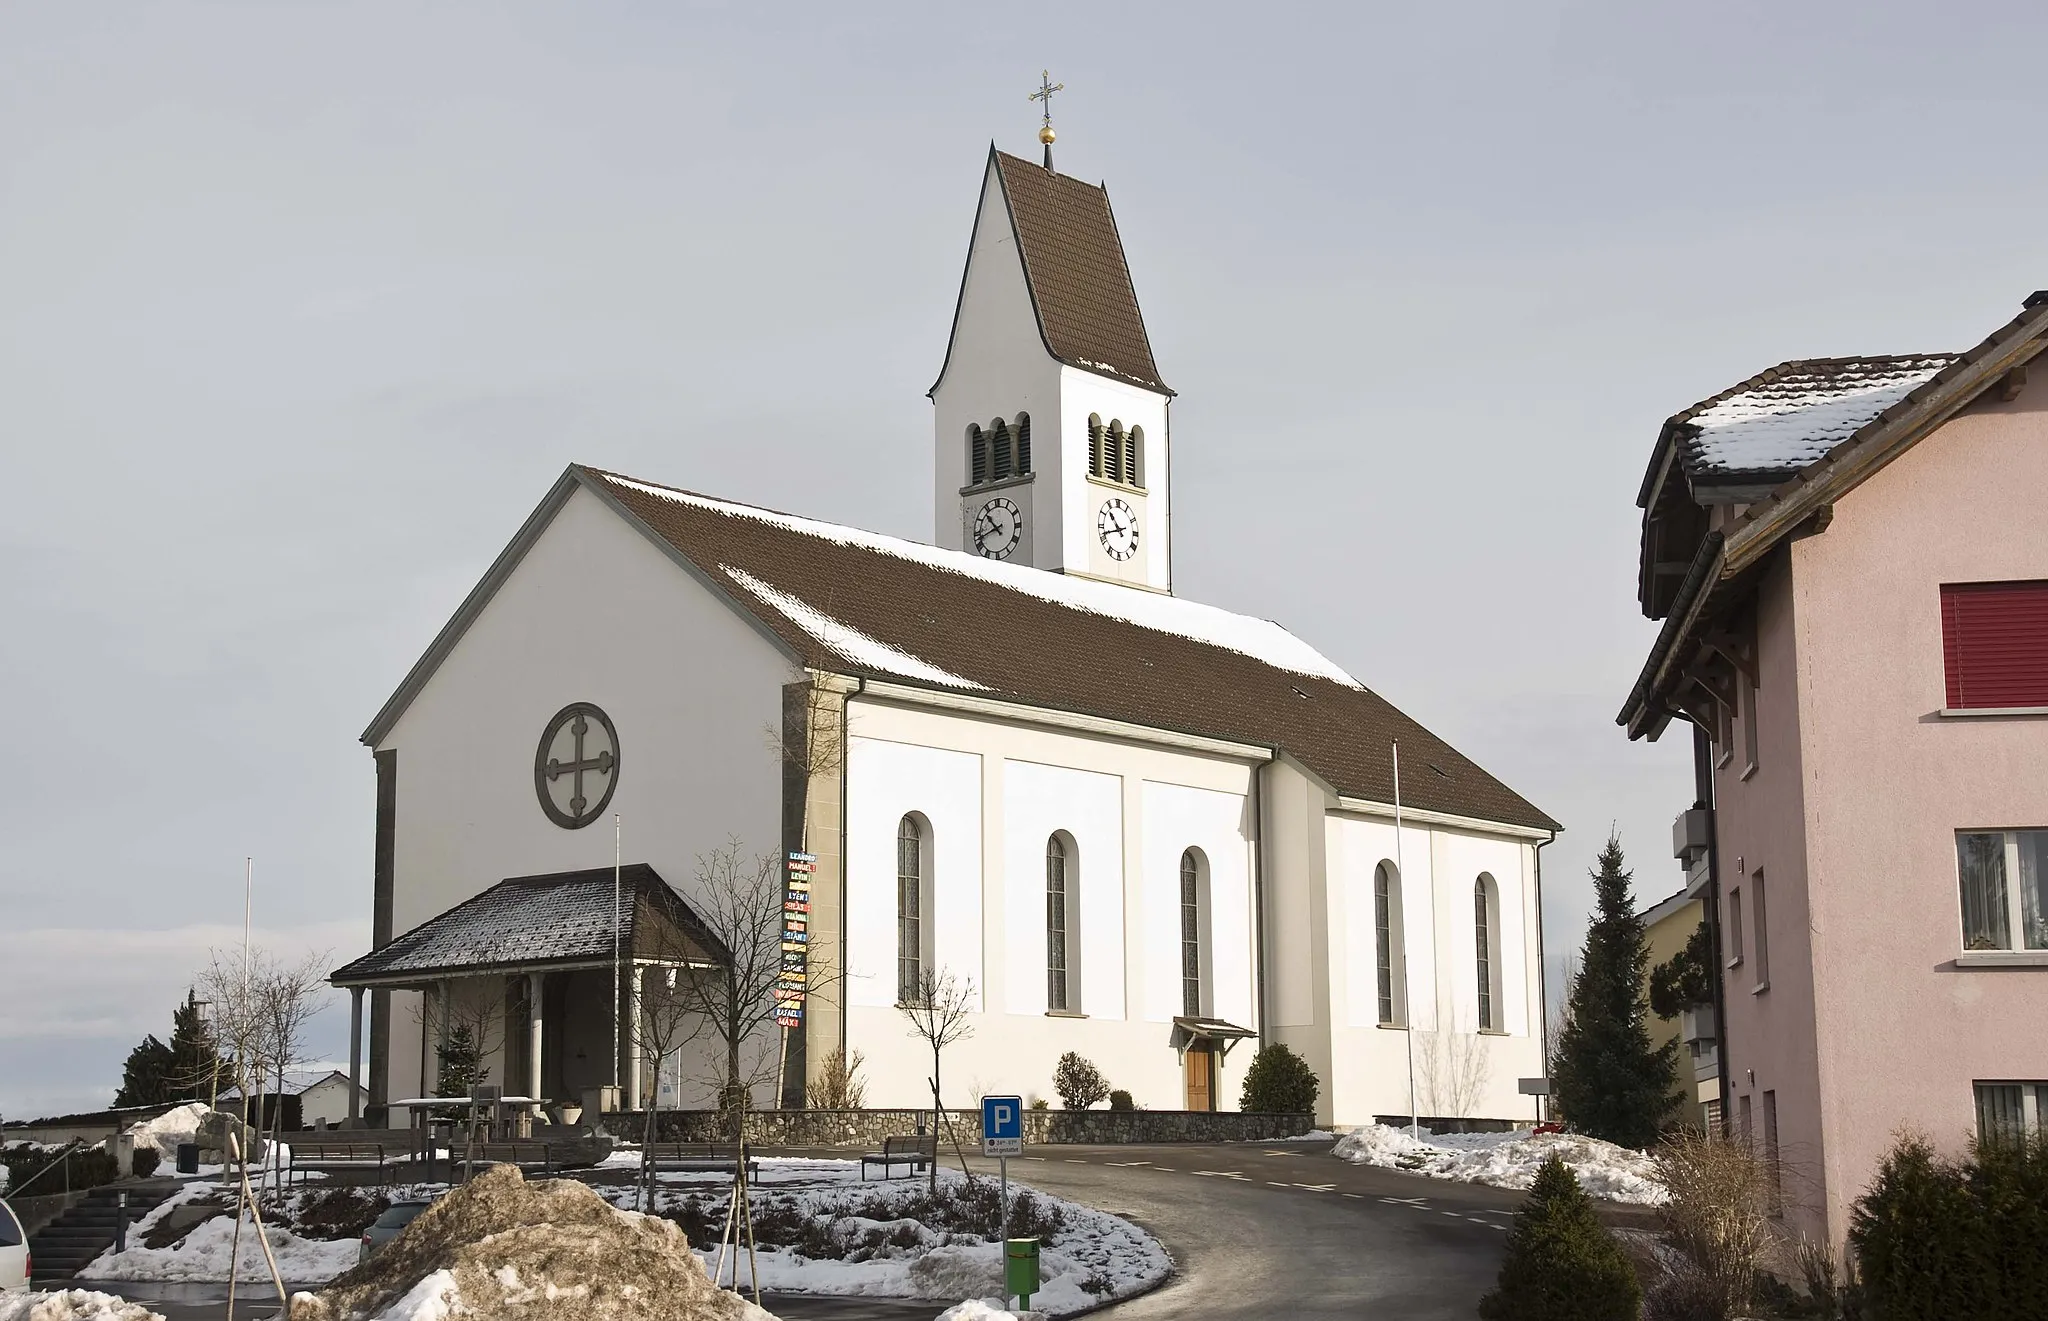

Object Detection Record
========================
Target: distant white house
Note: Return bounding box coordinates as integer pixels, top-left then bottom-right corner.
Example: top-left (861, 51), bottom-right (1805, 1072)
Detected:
top-left (220, 1069), bottom-right (368, 1129)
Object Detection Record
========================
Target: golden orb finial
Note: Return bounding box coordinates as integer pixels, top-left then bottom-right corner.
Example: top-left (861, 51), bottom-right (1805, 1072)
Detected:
top-left (1039, 124), bottom-right (1056, 145)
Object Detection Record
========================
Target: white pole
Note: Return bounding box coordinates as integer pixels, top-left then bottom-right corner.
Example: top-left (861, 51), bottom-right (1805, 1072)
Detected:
top-left (1394, 745), bottom-right (1419, 1138)
top-left (613, 813), bottom-right (622, 1096)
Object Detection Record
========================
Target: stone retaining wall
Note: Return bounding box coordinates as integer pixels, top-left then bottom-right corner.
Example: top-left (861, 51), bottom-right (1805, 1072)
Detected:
top-left (599, 1108), bottom-right (1315, 1147)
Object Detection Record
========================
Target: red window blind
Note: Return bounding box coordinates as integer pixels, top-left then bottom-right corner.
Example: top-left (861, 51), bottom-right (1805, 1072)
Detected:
top-left (1941, 581), bottom-right (2048, 709)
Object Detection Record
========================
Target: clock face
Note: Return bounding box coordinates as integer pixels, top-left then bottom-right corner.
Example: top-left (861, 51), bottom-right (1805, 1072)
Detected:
top-left (1097, 497), bottom-right (1139, 562)
top-left (972, 497), bottom-right (1024, 560)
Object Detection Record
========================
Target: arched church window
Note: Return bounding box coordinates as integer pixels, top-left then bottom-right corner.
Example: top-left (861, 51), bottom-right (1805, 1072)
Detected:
top-left (991, 418), bottom-right (1014, 481)
top-left (1014, 412), bottom-right (1032, 476)
top-left (1087, 414), bottom-right (1105, 478)
top-left (1475, 874), bottom-right (1502, 1031)
top-left (968, 425), bottom-right (988, 487)
top-left (1126, 425), bottom-right (1144, 489)
top-left (1106, 422), bottom-right (1127, 485)
top-left (1180, 848), bottom-right (1206, 1018)
top-left (1375, 861), bottom-right (1405, 1025)
top-left (897, 816), bottom-right (926, 1002)
top-left (1046, 834), bottom-right (1072, 1012)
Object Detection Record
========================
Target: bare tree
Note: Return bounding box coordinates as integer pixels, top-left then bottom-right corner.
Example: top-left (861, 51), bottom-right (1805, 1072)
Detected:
top-left (632, 960), bottom-right (709, 1208)
top-left (1418, 1018), bottom-right (1493, 1121)
top-left (896, 967), bottom-right (975, 1192)
top-left (805, 1047), bottom-right (866, 1110)
top-left (667, 840), bottom-right (832, 1142)
top-left (255, 952), bottom-right (330, 1193)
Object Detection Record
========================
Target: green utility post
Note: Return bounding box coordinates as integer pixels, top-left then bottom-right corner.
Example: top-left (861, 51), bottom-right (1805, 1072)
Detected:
top-left (1005, 1237), bottom-right (1040, 1313)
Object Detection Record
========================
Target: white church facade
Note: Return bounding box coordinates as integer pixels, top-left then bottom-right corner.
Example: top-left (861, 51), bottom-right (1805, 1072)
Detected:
top-left (331, 144), bottom-right (1558, 1129)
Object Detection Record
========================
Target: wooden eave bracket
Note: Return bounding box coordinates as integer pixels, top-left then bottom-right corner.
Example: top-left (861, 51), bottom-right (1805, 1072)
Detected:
top-left (2002, 364), bottom-right (2029, 402)
top-left (1699, 632), bottom-right (1757, 687)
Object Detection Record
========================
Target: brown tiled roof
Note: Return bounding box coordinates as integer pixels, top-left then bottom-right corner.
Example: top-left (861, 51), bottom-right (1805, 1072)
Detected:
top-left (585, 468), bottom-right (1555, 832)
top-left (991, 151), bottom-right (1169, 393)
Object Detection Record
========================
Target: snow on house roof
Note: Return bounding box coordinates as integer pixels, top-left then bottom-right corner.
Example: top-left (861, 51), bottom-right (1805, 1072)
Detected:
top-left (1672, 355), bottom-right (1960, 480)
top-left (585, 467), bottom-right (1557, 832)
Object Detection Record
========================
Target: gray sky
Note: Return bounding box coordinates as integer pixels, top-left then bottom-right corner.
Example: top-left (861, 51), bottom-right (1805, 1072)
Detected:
top-left (6, 1), bottom-right (2046, 1118)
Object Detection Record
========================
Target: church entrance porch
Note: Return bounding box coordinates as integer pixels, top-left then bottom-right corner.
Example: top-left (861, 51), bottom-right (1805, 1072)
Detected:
top-left (1169, 1015), bottom-right (1255, 1115)
top-left (330, 863), bottom-right (728, 1125)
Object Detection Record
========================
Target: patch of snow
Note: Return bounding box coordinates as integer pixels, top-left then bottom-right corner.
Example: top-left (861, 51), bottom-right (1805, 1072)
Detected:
top-left (83, 1197), bottom-right (360, 1282)
top-left (1332, 1125), bottom-right (1667, 1206)
top-left (367, 1269), bottom-right (463, 1321)
top-left (605, 474), bottom-right (1359, 689)
top-left (721, 566), bottom-right (989, 691)
top-left (1684, 357), bottom-right (1954, 474)
top-left (935, 1301), bottom-right (1025, 1321)
top-left (0, 1292), bottom-right (165, 1321)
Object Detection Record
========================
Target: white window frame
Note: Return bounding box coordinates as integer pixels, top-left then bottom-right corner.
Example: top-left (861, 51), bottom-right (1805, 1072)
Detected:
top-left (1374, 861), bottom-right (1407, 1027)
top-left (1974, 1080), bottom-right (2048, 1142)
top-left (1956, 829), bottom-right (2048, 953)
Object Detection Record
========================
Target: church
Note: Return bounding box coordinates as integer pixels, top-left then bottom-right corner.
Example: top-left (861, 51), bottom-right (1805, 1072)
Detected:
top-left (330, 129), bottom-right (1559, 1130)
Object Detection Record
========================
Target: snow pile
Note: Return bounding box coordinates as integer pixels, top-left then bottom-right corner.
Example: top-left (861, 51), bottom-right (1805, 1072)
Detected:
top-left (122, 1103), bottom-right (211, 1160)
top-left (286, 1163), bottom-right (775, 1321)
top-left (0, 1292), bottom-right (165, 1321)
top-left (935, 1301), bottom-right (1034, 1321)
top-left (1332, 1125), bottom-right (1668, 1205)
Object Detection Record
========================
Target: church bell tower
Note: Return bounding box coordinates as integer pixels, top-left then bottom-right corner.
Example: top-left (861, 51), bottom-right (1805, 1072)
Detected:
top-left (928, 95), bottom-right (1175, 593)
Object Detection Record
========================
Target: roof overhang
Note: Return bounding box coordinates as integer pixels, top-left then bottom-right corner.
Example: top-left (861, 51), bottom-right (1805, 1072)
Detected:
top-left (330, 952), bottom-right (716, 992)
top-left (1170, 1016), bottom-right (1258, 1057)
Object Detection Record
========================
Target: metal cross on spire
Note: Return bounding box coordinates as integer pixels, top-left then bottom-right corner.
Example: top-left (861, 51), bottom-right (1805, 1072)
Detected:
top-left (1030, 70), bottom-right (1064, 170)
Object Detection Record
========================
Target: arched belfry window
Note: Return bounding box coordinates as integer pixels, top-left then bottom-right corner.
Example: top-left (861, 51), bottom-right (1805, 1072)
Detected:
top-left (1015, 412), bottom-right (1032, 476)
top-left (1375, 861), bottom-right (1407, 1026)
top-left (1087, 414), bottom-right (1104, 478)
top-left (1046, 834), bottom-right (1073, 1012)
top-left (991, 419), bottom-right (1014, 481)
top-left (1474, 874), bottom-right (1502, 1031)
top-left (1105, 421), bottom-right (1128, 485)
top-left (1180, 849), bottom-right (1206, 1018)
top-left (968, 425), bottom-right (989, 486)
top-left (897, 816), bottom-right (928, 1002)
top-left (1126, 425), bottom-right (1144, 489)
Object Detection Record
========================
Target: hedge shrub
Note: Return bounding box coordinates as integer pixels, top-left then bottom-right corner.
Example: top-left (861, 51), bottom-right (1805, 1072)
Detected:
top-left (1479, 1157), bottom-right (1641, 1321)
top-left (1239, 1043), bottom-right (1319, 1115)
top-left (1851, 1132), bottom-right (2048, 1320)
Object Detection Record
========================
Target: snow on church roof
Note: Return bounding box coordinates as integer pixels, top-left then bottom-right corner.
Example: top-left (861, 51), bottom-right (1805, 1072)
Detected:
top-left (1671, 354), bottom-right (1960, 480)
top-left (585, 467), bottom-right (1557, 832)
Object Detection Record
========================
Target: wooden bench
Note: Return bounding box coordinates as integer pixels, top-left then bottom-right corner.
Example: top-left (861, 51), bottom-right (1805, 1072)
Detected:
top-left (287, 1141), bottom-right (405, 1185)
top-left (457, 1141), bottom-right (558, 1174)
top-left (641, 1143), bottom-right (761, 1182)
top-left (860, 1134), bottom-right (935, 1181)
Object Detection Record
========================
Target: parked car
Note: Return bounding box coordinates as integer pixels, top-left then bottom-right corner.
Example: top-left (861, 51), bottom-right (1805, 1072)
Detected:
top-left (359, 1200), bottom-right (432, 1264)
top-left (0, 1199), bottom-right (28, 1292)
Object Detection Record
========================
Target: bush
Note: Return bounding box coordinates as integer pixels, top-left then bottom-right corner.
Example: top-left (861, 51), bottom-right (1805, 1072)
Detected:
top-left (1029, 1098), bottom-right (1049, 1111)
top-left (0, 1142), bottom-right (120, 1195)
top-left (1053, 1052), bottom-right (1110, 1110)
top-left (1108, 1089), bottom-right (1134, 1112)
top-left (132, 1147), bottom-right (161, 1179)
top-left (1239, 1043), bottom-right (1319, 1115)
top-left (1850, 1131), bottom-right (2048, 1320)
top-left (1479, 1157), bottom-right (1641, 1321)
top-left (806, 1047), bottom-right (867, 1110)
top-left (1646, 1131), bottom-right (1775, 1319)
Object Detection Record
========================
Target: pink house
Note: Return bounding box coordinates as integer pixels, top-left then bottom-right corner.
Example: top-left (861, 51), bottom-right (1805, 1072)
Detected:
top-left (1621, 291), bottom-right (2048, 1246)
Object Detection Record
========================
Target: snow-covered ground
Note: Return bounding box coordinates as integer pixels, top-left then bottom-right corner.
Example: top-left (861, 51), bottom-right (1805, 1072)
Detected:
top-left (0, 1290), bottom-right (164, 1321)
top-left (78, 1157), bottom-right (1166, 1317)
top-left (81, 1183), bottom-right (378, 1283)
top-left (1332, 1125), bottom-right (1667, 1205)
top-left (596, 1157), bottom-right (1167, 1316)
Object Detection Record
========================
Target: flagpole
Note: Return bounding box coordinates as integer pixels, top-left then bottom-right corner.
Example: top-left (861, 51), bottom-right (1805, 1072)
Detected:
top-left (613, 813), bottom-right (623, 1099)
top-left (1394, 744), bottom-right (1419, 1138)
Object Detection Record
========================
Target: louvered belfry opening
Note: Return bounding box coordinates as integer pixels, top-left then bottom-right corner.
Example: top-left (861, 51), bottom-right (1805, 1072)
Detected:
top-left (1087, 414), bottom-right (1104, 477)
top-left (968, 425), bottom-right (989, 485)
top-left (1015, 412), bottom-right (1031, 475)
top-left (991, 419), bottom-right (1014, 480)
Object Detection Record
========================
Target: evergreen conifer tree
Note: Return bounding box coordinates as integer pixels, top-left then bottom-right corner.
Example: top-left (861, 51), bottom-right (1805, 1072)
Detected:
top-left (1479, 1156), bottom-right (1641, 1321)
top-left (114, 992), bottom-right (225, 1106)
top-left (1550, 834), bottom-right (1677, 1148)
top-left (434, 1024), bottom-right (488, 1099)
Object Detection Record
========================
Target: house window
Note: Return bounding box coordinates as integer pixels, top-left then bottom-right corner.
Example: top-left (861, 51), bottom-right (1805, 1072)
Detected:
top-left (1474, 875), bottom-right (1502, 1030)
top-left (1374, 861), bottom-right (1405, 1025)
top-left (1741, 670), bottom-right (1760, 775)
top-left (1180, 849), bottom-right (1205, 1018)
top-left (1941, 581), bottom-right (2048, 709)
top-left (1046, 834), bottom-right (1072, 1012)
top-left (1727, 887), bottom-right (1745, 965)
top-left (897, 815), bottom-right (926, 1002)
top-left (1957, 830), bottom-right (2048, 951)
top-left (1975, 1081), bottom-right (2048, 1143)
top-left (1762, 1090), bottom-right (1781, 1213)
top-left (1752, 869), bottom-right (1770, 989)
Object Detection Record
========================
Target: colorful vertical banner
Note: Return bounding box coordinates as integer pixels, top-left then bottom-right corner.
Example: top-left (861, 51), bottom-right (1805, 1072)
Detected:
top-left (777, 851), bottom-right (814, 1027)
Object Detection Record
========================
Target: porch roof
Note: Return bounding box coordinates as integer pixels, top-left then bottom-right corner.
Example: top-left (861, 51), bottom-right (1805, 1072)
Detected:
top-left (330, 863), bottom-right (728, 989)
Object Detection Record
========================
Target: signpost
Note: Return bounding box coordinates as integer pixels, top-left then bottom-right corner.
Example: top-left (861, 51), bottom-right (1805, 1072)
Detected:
top-left (981, 1095), bottom-right (1030, 1307)
top-left (776, 852), bottom-right (814, 1028)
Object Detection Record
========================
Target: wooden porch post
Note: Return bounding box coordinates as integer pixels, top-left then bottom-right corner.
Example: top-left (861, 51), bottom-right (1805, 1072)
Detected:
top-left (626, 964), bottom-right (644, 1110)
top-left (347, 986), bottom-right (364, 1123)
top-left (527, 972), bottom-right (544, 1113)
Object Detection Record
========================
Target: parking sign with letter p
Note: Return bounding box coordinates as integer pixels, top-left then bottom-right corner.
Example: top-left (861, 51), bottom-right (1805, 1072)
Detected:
top-left (982, 1094), bottom-right (1023, 1156)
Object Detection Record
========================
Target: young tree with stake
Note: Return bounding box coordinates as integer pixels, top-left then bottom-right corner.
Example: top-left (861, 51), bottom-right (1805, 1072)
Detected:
top-left (897, 967), bottom-right (975, 1192)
